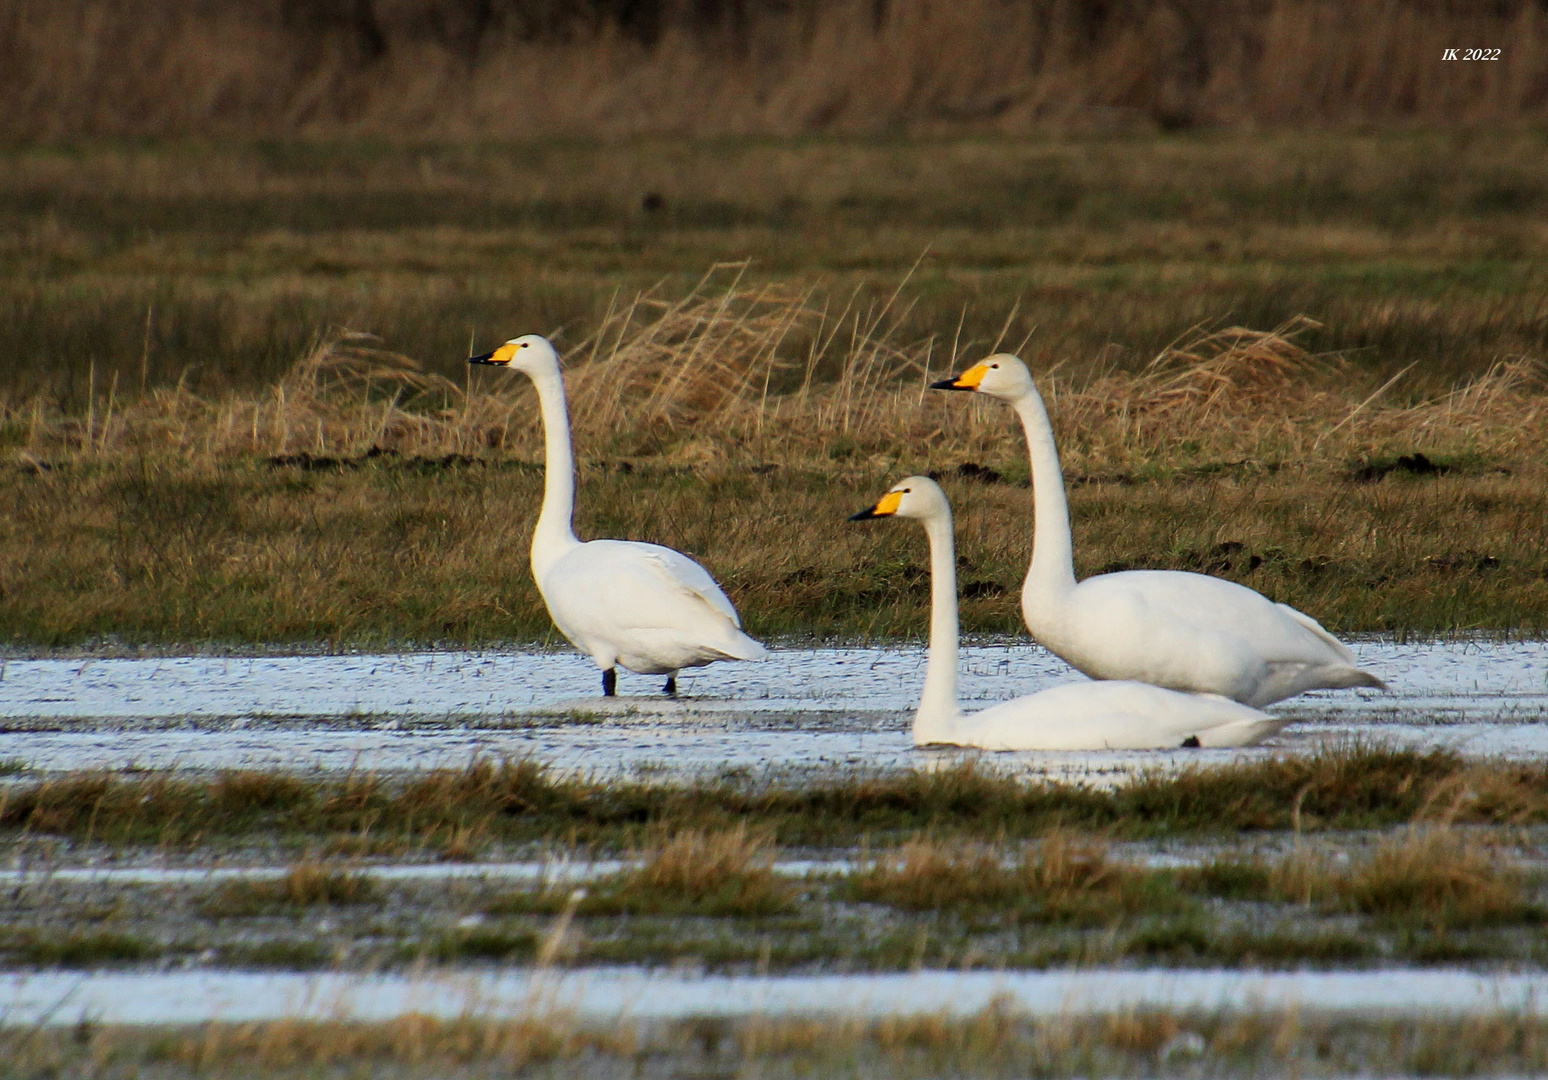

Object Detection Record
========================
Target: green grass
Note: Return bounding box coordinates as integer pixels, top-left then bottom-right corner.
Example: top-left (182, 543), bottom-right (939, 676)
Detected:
top-left (2, 455), bottom-right (1544, 644)
top-left (421, 927), bottom-right (539, 964)
top-left (6, 132), bottom-right (1547, 401)
top-left (216, 939), bottom-right (334, 969)
top-left (0, 929), bottom-right (154, 966)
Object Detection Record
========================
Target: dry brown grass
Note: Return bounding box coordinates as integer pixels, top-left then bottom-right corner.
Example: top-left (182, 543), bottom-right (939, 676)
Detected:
top-left (6, 271), bottom-right (1544, 476)
top-left (5, 0), bottom-right (1548, 139)
top-left (629, 826), bottom-right (777, 898)
top-left (488, 825), bottom-right (795, 918)
top-left (1192, 827), bottom-right (1537, 929)
top-left (593, 825), bottom-right (794, 917)
top-left (12, 1005), bottom-right (1548, 1077)
top-left (165, 1013), bottom-right (628, 1073)
top-left (851, 832), bottom-right (1158, 923)
top-left (1337, 828), bottom-right (1533, 927)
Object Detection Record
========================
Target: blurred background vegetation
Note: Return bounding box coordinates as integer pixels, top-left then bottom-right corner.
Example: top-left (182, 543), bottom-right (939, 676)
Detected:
top-left (5, 0), bottom-right (1546, 138)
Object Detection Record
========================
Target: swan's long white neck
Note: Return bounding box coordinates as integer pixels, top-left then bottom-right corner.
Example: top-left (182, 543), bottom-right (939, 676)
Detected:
top-left (914, 507), bottom-right (963, 745)
top-left (525, 358), bottom-right (582, 584)
top-left (1009, 384), bottom-right (1078, 604)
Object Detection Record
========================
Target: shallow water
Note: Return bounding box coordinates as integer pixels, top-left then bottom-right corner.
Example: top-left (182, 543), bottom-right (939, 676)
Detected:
top-left (5, 967), bottom-right (1548, 1026)
top-left (0, 641), bottom-right (1542, 776)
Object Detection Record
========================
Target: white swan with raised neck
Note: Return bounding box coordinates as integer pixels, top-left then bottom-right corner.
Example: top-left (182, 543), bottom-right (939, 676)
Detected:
top-left (931, 355), bottom-right (1385, 707)
top-left (851, 478), bottom-right (1283, 749)
top-left (470, 335), bottom-right (766, 696)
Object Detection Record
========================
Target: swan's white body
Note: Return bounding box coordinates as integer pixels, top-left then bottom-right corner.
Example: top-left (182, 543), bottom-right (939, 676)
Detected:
top-left (934, 357), bottom-right (1386, 708)
top-left (852, 478), bottom-right (1285, 751)
top-left (471, 336), bottom-right (765, 689)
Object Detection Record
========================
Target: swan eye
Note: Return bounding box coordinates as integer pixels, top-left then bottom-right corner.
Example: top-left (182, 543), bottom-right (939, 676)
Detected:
top-left (990, 363), bottom-right (999, 369)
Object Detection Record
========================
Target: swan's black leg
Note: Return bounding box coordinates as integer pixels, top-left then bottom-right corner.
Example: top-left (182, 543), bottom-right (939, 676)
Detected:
top-left (602, 668), bottom-right (617, 697)
top-left (663, 674), bottom-right (678, 697)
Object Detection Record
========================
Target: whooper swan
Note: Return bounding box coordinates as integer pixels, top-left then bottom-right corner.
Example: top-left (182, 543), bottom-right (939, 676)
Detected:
top-left (931, 355), bottom-right (1386, 707)
top-left (850, 478), bottom-right (1284, 749)
top-left (469, 335), bottom-right (766, 696)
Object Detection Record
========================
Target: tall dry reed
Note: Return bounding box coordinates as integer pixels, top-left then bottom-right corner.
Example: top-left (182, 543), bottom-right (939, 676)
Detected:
top-left (6, 271), bottom-right (1543, 472)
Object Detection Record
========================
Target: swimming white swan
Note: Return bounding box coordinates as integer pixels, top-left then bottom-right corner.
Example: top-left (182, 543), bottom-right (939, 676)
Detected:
top-left (849, 478), bottom-right (1284, 749)
top-left (469, 335), bottom-right (766, 696)
top-left (931, 355), bottom-right (1386, 707)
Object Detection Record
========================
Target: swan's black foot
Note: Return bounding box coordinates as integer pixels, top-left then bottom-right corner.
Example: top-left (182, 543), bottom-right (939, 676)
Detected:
top-left (602, 668), bottom-right (617, 697)
top-left (663, 675), bottom-right (677, 697)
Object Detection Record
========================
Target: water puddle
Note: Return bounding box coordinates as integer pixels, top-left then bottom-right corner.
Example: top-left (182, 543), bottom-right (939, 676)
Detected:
top-left (4, 967), bottom-right (1548, 1026)
top-left (0, 641), bottom-right (1541, 776)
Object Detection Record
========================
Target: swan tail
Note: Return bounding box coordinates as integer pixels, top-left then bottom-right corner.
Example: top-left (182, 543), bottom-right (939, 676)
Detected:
top-left (1322, 665), bottom-right (1388, 693)
top-left (717, 629), bottom-right (768, 662)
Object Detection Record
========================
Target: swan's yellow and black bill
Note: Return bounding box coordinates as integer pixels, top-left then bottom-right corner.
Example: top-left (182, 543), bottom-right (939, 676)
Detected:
top-left (849, 490), bottom-right (904, 521)
top-left (468, 343), bottom-right (517, 366)
top-left (929, 362), bottom-right (990, 391)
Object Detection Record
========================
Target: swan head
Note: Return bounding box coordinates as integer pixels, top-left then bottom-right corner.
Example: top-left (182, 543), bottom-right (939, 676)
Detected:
top-left (848, 476), bottom-right (949, 523)
top-left (468, 334), bottom-right (559, 373)
top-left (929, 353), bottom-right (1034, 401)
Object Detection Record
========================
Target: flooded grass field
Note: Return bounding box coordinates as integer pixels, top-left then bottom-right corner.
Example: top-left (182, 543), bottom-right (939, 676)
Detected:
top-left (1, 640), bottom-right (1546, 1080)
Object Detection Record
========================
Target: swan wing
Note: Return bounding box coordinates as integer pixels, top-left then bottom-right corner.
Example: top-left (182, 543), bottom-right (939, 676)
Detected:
top-left (956, 681), bottom-right (1285, 751)
top-left (625, 542), bottom-right (743, 625)
top-left (1050, 569), bottom-right (1371, 704)
top-left (541, 540), bottom-right (762, 671)
top-left (1273, 601), bottom-right (1358, 663)
top-left (545, 541), bottom-right (739, 629)
top-left (1077, 571), bottom-right (1338, 662)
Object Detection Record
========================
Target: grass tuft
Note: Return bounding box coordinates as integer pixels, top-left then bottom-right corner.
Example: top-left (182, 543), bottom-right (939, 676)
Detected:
top-left (852, 832), bottom-right (1175, 924)
top-left (201, 860), bottom-right (378, 918)
top-left (1184, 827), bottom-right (1537, 929)
top-left (1341, 828), bottom-right (1534, 928)
top-left (495, 826), bottom-right (795, 918)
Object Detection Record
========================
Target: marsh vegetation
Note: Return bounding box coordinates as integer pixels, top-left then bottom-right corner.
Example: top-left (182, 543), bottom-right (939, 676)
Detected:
top-left (3, 135), bottom-right (1546, 644)
top-left (5, 744), bottom-right (1540, 849)
top-left (3, 748), bottom-right (1548, 976)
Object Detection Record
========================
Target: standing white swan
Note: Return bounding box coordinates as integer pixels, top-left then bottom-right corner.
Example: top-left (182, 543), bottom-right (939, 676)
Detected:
top-left (931, 356), bottom-right (1385, 707)
top-left (470, 335), bottom-right (766, 696)
top-left (850, 478), bottom-right (1283, 749)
